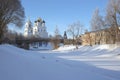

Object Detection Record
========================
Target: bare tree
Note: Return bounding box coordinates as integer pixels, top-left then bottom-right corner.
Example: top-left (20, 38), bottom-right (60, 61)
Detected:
top-left (82, 30), bottom-right (92, 46)
top-left (105, 0), bottom-right (120, 43)
top-left (67, 21), bottom-right (84, 45)
top-left (3, 29), bottom-right (16, 44)
top-left (0, 0), bottom-right (25, 44)
top-left (90, 8), bottom-right (104, 31)
top-left (90, 8), bottom-right (105, 45)
top-left (54, 26), bottom-right (60, 37)
top-left (96, 31), bottom-right (103, 44)
top-left (53, 26), bottom-right (60, 49)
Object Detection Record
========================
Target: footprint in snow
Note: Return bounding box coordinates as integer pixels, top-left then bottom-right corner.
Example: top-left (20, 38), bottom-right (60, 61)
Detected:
top-left (56, 60), bottom-right (59, 62)
top-left (42, 56), bottom-right (46, 59)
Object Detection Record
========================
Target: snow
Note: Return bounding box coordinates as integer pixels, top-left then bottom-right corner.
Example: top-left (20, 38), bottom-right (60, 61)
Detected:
top-left (0, 44), bottom-right (120, 80)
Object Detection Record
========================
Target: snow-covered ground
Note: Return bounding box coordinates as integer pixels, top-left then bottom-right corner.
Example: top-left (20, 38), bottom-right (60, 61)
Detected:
top-left (0, 44), bottom-right (120, 80)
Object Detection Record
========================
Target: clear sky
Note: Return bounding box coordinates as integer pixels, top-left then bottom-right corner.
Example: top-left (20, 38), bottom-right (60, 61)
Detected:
top-left (19, 0), bottom-right (108, 36)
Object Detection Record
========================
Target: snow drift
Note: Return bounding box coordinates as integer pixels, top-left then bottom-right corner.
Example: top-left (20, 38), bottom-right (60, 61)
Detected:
top-left (0, 44), bottom-right (120, 80)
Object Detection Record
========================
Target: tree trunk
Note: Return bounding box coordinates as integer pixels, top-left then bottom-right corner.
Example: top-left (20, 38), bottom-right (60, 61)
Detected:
top-left (0, 28), bottom-right (3, 44)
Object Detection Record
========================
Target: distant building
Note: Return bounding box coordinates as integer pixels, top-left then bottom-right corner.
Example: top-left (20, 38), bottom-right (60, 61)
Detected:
top-left (81, 27), bottom-right (120, 46)
top-left (24, 17), bottom-right (48, 39)
top-left (24, 17), bottom-right (51, 50)
top-left (63, 31), bottom-right (67, 39)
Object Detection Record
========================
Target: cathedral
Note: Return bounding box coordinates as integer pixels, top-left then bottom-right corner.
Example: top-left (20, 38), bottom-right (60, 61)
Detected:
top-left (24, 17), bottom-right (48, 38)
top-left (24, 18), bottom-right (52, 50)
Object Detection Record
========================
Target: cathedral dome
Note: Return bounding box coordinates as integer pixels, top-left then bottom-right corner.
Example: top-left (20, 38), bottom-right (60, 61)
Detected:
top-left (42, 20), bottom-right (45, 23)
top-left (37, 17), bottom-right (42, 22)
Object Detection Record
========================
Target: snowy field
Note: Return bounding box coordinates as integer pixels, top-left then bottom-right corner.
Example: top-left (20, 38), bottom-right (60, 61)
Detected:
top-left (0, 44), bottom-right (120, 80)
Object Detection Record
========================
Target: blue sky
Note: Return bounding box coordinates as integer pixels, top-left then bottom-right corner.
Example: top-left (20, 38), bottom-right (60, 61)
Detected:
top-left (17, 0), bottom-right (108, 36)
